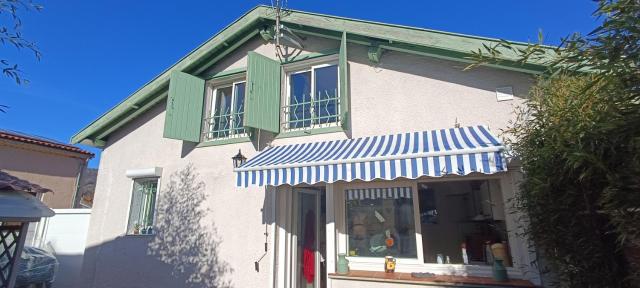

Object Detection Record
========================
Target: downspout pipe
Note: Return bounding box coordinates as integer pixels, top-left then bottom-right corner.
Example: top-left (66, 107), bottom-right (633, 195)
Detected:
top-left (71, 157), bottom-right (90, 208)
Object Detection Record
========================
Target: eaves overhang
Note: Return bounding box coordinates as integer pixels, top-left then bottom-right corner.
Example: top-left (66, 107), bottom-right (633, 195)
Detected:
top-left (72, 5), bottom-right (557, 146)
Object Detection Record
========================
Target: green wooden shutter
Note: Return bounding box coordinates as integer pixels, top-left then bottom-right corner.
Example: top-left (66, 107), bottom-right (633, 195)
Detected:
top-left (244, 52), bottom-right (281, 134)
top-left (339, 32), bottom-right (350, 129)
top-left (163, 71), bottom-right (205, 142)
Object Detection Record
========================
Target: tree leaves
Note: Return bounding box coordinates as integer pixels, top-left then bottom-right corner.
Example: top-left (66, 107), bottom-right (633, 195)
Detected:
top-left (0, 0), bottom-right (42, 86)
top-left (467, 0), bottom-right (640, 286)
top-left (1, 61), bottom-right (27, 85)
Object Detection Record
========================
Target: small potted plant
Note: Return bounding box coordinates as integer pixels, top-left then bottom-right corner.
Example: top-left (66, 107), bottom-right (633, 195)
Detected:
top-left (133, 223), bottom-right (141, 235)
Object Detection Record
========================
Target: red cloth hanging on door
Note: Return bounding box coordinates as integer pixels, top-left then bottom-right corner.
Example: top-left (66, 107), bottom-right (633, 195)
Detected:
top-left (303, 210), bottom-right (315, 284)
top-left (303, 248), bottom-right (315, 284)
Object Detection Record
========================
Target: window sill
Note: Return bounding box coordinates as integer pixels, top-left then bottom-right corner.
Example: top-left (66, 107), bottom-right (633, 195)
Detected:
top-left (276, 126), bottom-right (344, 139)
top-left (197, 136), bottom-right (251, 147)
top-left (124, 233), bottom-right (155, 237)
top-left (344, 260), bottom-right (526, 285)
top-left (329, 270), bottom-right (536, 288)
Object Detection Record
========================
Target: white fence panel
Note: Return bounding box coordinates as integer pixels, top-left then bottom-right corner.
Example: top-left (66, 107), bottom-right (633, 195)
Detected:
top-left (29, 209), bottom-right (91, 288)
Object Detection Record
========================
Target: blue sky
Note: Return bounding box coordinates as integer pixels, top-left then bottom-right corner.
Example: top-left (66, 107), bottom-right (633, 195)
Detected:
top-left (0, 0), bottom-right (600, 167)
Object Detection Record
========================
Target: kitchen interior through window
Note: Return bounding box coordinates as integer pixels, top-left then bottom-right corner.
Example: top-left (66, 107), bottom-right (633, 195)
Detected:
top-left (344, 179), bottom-right (511, 266)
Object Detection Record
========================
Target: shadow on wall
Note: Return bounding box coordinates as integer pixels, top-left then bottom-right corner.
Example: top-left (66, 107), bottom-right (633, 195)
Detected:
top-left (80, 165), bottom-right (233, 288)
top-left (81, 236), bottom-right (191, 288)
top-left (148, 164), bottom-right (233, 288)
top-left (51, 254), bottom-right (84, 288)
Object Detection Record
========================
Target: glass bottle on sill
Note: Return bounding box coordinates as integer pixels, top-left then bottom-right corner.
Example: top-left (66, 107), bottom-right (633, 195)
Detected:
top-left (461, 243), bottom-right (469, 265)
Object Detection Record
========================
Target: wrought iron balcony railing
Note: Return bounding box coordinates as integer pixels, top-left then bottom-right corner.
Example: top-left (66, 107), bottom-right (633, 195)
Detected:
top-left (282, 89), bottom-right (340, 131)
top-left (202, 108), bottom-right (246, 141)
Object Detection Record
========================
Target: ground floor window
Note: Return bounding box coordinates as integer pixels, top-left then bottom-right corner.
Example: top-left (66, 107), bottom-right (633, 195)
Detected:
top-left (346, 187), bottom-right (417, 258)
top-left (342, 180), bottom-right (511, 267)
top-left (126, 178), bottom-right (158, 235)
top-left (418, 180), bottom-right (511, 266)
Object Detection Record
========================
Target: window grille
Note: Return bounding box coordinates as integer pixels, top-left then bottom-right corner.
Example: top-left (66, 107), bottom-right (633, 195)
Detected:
top-left (203, 81), bottom-right (247, 141)
top-left (203, 106), bottom-right (246, 140)
top-left (126, 178), bottom-right (158, 235)
top-left (282, 89), bottom-right (340, 130)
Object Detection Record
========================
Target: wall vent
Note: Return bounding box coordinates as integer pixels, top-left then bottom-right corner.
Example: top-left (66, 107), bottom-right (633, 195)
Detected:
top-left (496, 86), bottom-right (514, 101)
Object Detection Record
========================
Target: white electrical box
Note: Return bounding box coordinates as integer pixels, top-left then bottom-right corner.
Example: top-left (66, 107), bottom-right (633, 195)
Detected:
top-left (496, 86), bottom-right (514, 101)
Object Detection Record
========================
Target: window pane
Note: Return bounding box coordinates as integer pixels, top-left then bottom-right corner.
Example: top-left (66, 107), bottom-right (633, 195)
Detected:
top-left (127, 178), bottom-right (158, 235)
top-left (418, 180), bottom-right (511, 266)
top-left (289, 71), bottom-right (311, 129)
top-left (213, 86), bottom-right (233, 138)
top-left (314, 65), bottom-right (338, 124)
top-left (233, 82), bottom-right (246, 134)
top-left (126, 184), bottom-right (143, 234)
top-left (346, 190), bottom-right (417, 258)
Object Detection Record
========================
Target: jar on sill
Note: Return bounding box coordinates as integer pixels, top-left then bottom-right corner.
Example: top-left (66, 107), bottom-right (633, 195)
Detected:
top-left (337, 253), bottom-right (349, 275)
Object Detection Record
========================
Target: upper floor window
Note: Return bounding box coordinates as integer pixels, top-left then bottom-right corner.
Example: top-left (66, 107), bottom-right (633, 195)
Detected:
top-left (283, 61), bottom-right (340, 131)
top-left (203, 78), bottom-right (247, 141)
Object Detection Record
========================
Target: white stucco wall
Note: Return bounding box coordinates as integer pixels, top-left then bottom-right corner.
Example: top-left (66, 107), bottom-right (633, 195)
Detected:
top-left (82, 34), bottom-right (534, 288)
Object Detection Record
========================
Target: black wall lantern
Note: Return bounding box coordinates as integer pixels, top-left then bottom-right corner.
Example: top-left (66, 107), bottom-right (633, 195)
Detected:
top-left (232, 149), bottom-right (247, 168)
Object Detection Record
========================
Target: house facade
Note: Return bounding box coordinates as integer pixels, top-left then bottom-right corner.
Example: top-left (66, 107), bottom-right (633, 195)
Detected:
top-left (74, 6), bottom-right (552, 288)
top-left (0, 129), bottom-right (94, 209)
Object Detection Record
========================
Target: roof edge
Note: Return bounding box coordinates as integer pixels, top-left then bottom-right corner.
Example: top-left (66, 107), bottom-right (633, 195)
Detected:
top-left (72, 5), bottom-right (557, 146)
top-left (70, 5), bottom-right (267, 145)
top-left (259, 5), bottom-right (557, 50)
top-left (0, 130), bottom-right (94, 157)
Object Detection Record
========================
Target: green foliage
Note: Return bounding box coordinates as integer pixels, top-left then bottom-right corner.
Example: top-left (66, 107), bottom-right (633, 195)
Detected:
top-left (0, 0), bottom-right (42, 84)
top-left (509, 75), bottom-right (639, 287)
top-left (468, 1), bottom-right (640, 287)
top-left (0, 0), bottom-right (42, 113)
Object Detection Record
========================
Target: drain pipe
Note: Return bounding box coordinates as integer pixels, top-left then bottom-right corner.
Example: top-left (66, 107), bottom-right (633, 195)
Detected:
top-left (71, 156), bottom-right (89, 208)
top-left (268, 187), bottom-right (277, 288)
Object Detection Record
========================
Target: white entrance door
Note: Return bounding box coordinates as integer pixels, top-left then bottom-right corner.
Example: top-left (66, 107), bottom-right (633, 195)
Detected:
top-left (276, 188), bottom-right (326, 288)
top-left (293, 189), bottom-right (325, 288)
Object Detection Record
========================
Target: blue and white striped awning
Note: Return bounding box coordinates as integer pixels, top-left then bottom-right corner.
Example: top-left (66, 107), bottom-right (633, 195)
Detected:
top-left (347, 187), bottom-right (412, 200)
top-left (235, 125), bottom-right (507, 187)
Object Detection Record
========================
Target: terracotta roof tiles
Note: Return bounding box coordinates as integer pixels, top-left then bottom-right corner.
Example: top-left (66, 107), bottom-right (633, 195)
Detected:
top-left (0, 129), bottom-right (94, 157)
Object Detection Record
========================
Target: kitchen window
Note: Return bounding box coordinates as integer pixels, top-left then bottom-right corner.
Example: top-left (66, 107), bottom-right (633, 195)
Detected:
top-left (203, 79), bottom-right (247, 140)
top-left (418, 180), bottom-right (511, 266)
top-left (126, 178), bottom-right (158, 235)
top-left (283, 61), bottom-right (340, 131)
top-left (342, 180), bottom-right (512, 267)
